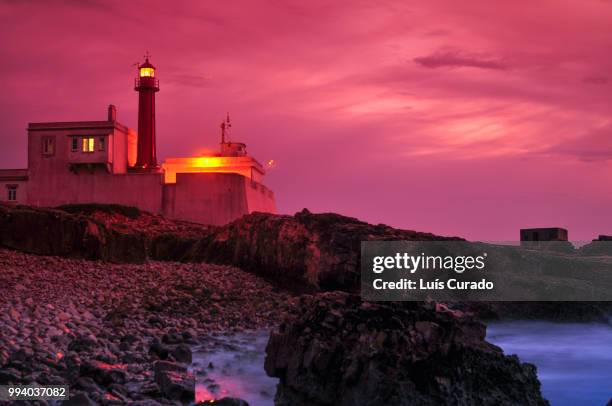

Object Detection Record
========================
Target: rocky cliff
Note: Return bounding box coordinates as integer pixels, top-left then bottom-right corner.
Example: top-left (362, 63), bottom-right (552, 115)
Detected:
top-left (265, 292), bottom-right (549, 406)
top-left (151, 209), bottom-right (459, 291)
top-left (0, 204), bottom-right (146, 263)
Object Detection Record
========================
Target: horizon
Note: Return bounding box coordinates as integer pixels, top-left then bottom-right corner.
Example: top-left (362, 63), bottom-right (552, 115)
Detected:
top-left (1, 0), bottom-right (611, 240)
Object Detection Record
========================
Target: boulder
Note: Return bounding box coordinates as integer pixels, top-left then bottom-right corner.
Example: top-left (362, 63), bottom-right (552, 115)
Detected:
top-left (79, 360), bottom-right (127, 385)
top-left (265, 292), bottom-right (549, 406)
top-left (153, 360), bottom-right (195, 403)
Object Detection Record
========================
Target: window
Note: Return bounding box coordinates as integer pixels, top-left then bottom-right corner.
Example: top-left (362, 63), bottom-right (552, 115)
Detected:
top-left (140, 67), bottom-right (155, 77)
top-left (42, 136), bottom-right (55, 156)
top-left (71, 137), bottom-right (78, 152)
top-left (7, 185), bottom-right (17, 201)
top-left (82, 137), bottom-right (95, 152)
top-left (98, 137), bottom-right (105, 151)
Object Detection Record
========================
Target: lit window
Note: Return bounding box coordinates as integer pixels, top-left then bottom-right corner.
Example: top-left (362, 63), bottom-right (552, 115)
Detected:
top-left (71, 137), bottom-right (78, 152)
top-left (7, 185), bottom-right (17, 201)
top-left (42, 136), bottom-right (55, 156)
top-left (98, 137), bottom-right (105, 151)
top-left (82, 137), bottom-right (95, 152)
top-left (140, 67), bottom-right (155, 77)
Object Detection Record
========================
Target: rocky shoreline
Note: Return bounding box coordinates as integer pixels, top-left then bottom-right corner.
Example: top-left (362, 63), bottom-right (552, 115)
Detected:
top-left (1, 203), bottom-right (610, 405)
top-left (265, 293), bottom-right (548, 406)
top-left (0, 248), bottom-right (291, 405)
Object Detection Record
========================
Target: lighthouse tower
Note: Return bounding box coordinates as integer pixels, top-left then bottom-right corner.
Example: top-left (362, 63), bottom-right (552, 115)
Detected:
top-left (134, 56), bottom-right (160, 170)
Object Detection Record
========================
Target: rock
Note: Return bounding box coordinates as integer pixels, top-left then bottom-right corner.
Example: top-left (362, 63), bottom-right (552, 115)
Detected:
top-left (0, 204), bottom-right (146, 262)
top-left (68, 335), bottom-right (99, 352)
top-left (149, 340), bottom-right (170, 360)
top-left (162, 331), bottom-right (183, 344)
top-left (61, 392), bottom-right (96, 406)
top-left (170, 344), bottom-right (192, 363)
top-left (74, 376), bottom-right (103, 394)
top-left (0, 368), bottom-right (20, 384)
top-left (9, 347), bottom-right (33, 363)
top-left (153, 360), bottom-right (195, 403)
top-left (151, 210), bottom-right (459, 291)
top-left (79, 360), bottom-right (127, 385)
top-left (265, 292), bottom-right (549, 406)
top-left (8, 306), bottom-right (20, 322)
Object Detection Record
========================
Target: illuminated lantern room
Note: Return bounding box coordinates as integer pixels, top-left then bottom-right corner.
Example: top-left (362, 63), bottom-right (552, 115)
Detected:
top-left (139, 59), bottom-right (155, 77)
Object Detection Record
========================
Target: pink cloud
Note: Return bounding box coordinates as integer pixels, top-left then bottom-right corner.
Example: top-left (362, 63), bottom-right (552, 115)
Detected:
top-left (414, 49), bottom-right (509, 70)
top-left (1, 0), bottom-right (611, 240)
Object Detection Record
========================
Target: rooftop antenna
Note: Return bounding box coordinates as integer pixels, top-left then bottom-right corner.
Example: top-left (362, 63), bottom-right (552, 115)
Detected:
top-left (220, 113), bottom-right (231, 144)
top-left (144, 51), bottom-right (151, 61)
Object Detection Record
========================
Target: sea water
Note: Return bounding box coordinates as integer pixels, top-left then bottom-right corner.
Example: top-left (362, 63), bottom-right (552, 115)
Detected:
top-left (191, 331), bottom-right (276, 406)
top-left (487, 321), bottom-right (612, 406)
top-left (192, 323), bottom-right (612, 406)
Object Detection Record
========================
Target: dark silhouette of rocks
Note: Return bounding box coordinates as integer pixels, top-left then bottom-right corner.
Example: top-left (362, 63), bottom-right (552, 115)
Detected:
top-left (154, 360), bottom-right (195, 403)
top-left (0, 203), bottom-right (146, 263)
top-left (0, 203), bottom-right (608, 404)
top-left (151, 209), bottom-right (461, 291)
top-left (265, 292), bottom-right (549, 406)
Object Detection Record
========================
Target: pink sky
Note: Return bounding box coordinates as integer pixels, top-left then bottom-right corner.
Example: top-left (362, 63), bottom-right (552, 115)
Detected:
top-left (1, 0), bottom-right (611, 240)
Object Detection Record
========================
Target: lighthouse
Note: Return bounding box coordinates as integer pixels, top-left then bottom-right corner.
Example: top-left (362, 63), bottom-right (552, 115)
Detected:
top-left (0, 55), bottom-right (277, 225)
top-left (134, 56), bottom-right (159, 170)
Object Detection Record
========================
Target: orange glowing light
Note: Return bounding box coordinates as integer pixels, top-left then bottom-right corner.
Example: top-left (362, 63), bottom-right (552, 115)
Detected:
top-left (162, 155), bottom-right (265, 184)
top-left (56, 352), bottom-right (64, 360)
top-left (140, 67), bottom-right (155, 77)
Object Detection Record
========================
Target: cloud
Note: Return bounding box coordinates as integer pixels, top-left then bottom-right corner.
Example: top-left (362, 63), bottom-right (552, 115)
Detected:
top-left (583, 75), bottom-right (608, 85)
top-left (545, 124), bottom-right (612, 162)
top-left (414, 49), bottom-right (509, 70)
top-left (165, 73), bottom-right (212, 88)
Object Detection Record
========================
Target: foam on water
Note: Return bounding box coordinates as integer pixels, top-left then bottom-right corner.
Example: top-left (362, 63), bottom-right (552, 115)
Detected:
top-left (191, 331), bottom-right (276, 406)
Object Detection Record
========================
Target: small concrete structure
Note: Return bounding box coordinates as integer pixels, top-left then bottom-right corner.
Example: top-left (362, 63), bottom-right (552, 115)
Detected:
top-left (520, 228), bottom-right (568, 242)
top-left (0, 169), bottom-right (28, 204)
top-left (0, 57), bottom-right (276, 225)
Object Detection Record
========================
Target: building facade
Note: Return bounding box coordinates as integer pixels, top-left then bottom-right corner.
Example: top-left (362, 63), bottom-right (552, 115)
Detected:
top-left (0, 58), bottom-right (276, 225)
top-left (520, 227), bottom-right (568, 242)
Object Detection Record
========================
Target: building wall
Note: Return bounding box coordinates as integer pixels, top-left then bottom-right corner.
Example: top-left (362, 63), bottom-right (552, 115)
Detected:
top-left (165, 172), bottom-right (249, 225)
top-left (27, 123), bottom-right (163, 212)
top-left (520, 228), bottom-right (568, 241)
top-left (17, 119), bottom-right (276, 224)
top-left (164, 173), bottom-right (276, 225)
top-left (245, 179), bottom-right (277, 214)
top-left (0, 169), bottom-right (28, 204)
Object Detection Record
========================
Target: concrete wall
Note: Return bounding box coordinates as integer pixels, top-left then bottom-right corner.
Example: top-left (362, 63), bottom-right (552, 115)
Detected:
top-left (165, 173), bottom-right (249, 225)
top-left (0, 169), bottom-right (28, 204)
top-left (163, 172), bottom-right (276, 225)
top-left (245, 179), bottom-right (277, 214)
top-left (520, 228), bottom-right (568, 241)
top-left (29, 167), bottom-right (163, 213)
